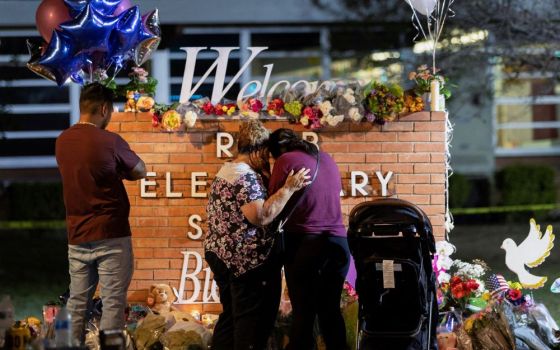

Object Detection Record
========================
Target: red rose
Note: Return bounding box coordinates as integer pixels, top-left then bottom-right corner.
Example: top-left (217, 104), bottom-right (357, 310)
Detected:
top-left (151, 114), bottom-right (160, 127)
top-left (507, 289), bottom-right (522, 301)
top-left (272, 98), bottom-right (284, 108)
top-left (465, 279), bottom-right (479, 292)
top-left (202, 102), bottom-right (214, 115)
top-left (249, 98), bottom-right (263, 112)
top-left (303, 106), bottom-right (314, 119)
top-left (450, 276), bottom-right (462, 286)
top-left (214, 103), bottom-right (224, 116)
top-left (451, 284), bottom-right (466, 299)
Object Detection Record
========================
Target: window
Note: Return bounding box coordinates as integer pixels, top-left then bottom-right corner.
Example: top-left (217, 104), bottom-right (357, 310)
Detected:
top-left (494, 69), bottom-right (560, 156)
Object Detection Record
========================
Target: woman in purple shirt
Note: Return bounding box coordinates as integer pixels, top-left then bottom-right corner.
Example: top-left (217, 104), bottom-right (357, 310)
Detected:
top-left (268, 128), bottom-right (350, 350)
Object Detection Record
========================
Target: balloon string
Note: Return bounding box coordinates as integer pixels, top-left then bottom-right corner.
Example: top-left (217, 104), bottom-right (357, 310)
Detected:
top-left (406, 0), bottom-right (429, 41)
top-left (411, 13), bottom-right (421, 42)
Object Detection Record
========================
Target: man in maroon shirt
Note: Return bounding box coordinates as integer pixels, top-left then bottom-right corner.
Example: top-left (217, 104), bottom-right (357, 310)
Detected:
top-left (55, 83), bottom-right (146, 343)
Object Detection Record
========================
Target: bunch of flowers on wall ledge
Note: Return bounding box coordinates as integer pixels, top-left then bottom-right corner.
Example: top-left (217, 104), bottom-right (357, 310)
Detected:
top-left (118, 66), bottom-right (450, 133)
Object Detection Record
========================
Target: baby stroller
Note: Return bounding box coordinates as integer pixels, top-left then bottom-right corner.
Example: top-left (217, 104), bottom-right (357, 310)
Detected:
top-left (348, 198), bottom-right (438, 350)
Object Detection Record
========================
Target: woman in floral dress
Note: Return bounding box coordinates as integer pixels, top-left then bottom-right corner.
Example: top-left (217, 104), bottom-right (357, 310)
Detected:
top-left (205, 120), bottom-right (310, 350)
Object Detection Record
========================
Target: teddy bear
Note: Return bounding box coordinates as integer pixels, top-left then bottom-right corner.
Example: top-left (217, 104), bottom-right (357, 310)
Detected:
top-left (147, 283), bottom-right (177, 315)
top-left (124, 90), bottom-right (137, 113)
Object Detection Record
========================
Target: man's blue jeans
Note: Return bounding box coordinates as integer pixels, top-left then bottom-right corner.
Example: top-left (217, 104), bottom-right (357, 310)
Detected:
top-left (67, 236), bottom-right (134, 343)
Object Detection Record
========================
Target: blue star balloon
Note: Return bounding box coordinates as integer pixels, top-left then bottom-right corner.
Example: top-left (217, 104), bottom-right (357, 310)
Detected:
top-left (64, 0), bottom-right (121, 17)
top-left (37, 31), bottom-right (84, 86)
top-left (110, 6), bottom-right (160, 66)
top-left (60, 4), bottom-right (120, 54)
top-left (110, 6), bottom-right (142, 58)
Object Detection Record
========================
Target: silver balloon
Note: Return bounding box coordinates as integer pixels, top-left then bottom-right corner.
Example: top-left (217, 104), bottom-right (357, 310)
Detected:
top-left (26, 39), bottom-right (57, 83)
top-left (134, 9), bottom-right (161, 66)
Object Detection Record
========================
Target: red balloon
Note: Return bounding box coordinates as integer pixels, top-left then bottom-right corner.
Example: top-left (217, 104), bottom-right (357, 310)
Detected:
top-left (113, 0), bottom-right (133, 16)
top-left (35, 0), bottom-right (72, 42)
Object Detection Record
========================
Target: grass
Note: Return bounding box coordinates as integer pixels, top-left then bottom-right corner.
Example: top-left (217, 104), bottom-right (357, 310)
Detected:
top-left (450, 218), bottom-right (560, 322)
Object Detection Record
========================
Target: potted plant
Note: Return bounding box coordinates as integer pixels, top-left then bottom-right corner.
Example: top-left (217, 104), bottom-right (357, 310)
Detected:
top-left (408, 65), bottom-right (451, 110)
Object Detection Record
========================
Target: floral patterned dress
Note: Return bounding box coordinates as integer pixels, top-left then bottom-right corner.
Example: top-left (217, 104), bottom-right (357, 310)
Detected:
top-left (205, 161), bottom-right (273, 277)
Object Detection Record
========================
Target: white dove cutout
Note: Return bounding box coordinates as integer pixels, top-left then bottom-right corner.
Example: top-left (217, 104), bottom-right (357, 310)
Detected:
top-left (501, 218), bottom-right (555, 289)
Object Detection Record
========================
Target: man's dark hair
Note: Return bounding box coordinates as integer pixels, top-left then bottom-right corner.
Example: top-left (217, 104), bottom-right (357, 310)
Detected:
top-left (79, 83), bottom-right (114, 115)
top-left (268, 128), bottom-right (319, 159)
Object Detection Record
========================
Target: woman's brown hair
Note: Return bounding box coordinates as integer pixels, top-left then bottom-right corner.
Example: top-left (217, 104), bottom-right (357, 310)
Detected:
top-left (237, 120), bottom-right (271, 184)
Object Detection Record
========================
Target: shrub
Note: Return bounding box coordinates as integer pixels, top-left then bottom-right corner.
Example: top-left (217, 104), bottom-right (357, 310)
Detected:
top-left (6, 182), bottom-right (66, 220)
top-left (496, 165), bottom-right (556, 205)
top-left (449, 173), bottom-right (471, 208)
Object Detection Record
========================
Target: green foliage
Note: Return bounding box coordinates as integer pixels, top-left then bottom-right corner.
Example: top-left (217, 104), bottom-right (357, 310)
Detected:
top-left (496, 165), bottom-right (557, 205)
top-left (449, 173), bottom-right (472, 208)
top-left (116, 76), bottom-right (158, 98)
top-left (7, 182), bottom-right (66, 220)
top-left (153, 102), bottom-right (180, 116)
top-left (363, 81), bottom-right (404, 121)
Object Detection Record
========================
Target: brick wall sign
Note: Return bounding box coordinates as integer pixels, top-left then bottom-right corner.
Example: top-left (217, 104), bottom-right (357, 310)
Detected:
top-left (111, 111), bottom-right (447, 313)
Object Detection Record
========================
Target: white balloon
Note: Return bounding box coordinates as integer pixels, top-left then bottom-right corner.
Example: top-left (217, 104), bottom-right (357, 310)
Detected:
top-left (407, 0), bottom-right (437, 16)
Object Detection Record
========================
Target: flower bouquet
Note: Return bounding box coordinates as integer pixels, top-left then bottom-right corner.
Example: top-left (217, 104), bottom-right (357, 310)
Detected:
top-left (239, 98), bottom-right (263, 119)
top-left (299, 81), bottom-right (344, 129)
top-left (363, 81), bottom-right (404, 124)
top-left (283, 83), bottom-right (309, 124)
top-left (461, 303), bottom-right (516, 350)
top-left (267, 98), bottom-right (285, 117)
top-left (408, 65), bottom-right (451, 99)
top-left (152, 102), bottom-right (181, 132)
top-left (332, 82), bottom-right (365, 123)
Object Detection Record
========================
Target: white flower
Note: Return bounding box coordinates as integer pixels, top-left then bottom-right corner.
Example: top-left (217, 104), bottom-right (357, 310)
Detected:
top-left (475, 279), bottom-right (485, 296)
top-left (343, 88), bottom-right (356, 104)
top-left (318, 101), bottom-right (334, 116)
top-left (435, 240), bottom-right (455, 258)
top-left (300, 116), bottom-right (309, 126)
top-left (437, 256), bottom-right (454, 270)
top-left (453, 260), bottom-right (485, 279)
top-left (348, 107), bottom-right (363, 122)
top-left (438, 272), bottom-right (451, 284)
top-left (184, 111), bottom-right (197, 128)
top-left (324, 114), bottom-right (344, 127)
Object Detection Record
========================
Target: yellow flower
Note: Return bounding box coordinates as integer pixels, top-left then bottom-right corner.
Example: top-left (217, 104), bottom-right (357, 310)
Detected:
top-left (508, 281), bottom-right (523, 290)
top-left (227, 107), bottom-right (236, 116)
top-left (136, 96), bottom-right (155, 112)
top-left (482, 291), bottom-right (491, 301)
top-left (162, 110), bottom-right (181, 131)
top-left (464, 318), bottom-right (474, 332)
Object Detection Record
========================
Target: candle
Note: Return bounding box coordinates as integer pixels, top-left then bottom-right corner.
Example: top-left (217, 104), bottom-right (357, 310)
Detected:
top-left (430, 79), bottom-right (440, 111)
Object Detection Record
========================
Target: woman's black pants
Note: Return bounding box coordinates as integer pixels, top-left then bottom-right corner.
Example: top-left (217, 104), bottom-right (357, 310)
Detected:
top-left (205, 251), bottom-right (281, 350)
top-left (283, 233), bottom-right (351, 350)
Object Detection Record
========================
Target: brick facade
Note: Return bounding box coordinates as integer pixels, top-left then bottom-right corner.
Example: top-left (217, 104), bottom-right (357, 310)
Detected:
top-left (111, 111), bottom-right (447, 313)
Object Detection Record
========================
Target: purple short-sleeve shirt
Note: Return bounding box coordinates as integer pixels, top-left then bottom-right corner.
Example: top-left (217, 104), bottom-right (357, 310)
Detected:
top-left (269, 150), bottom-right (346, 237)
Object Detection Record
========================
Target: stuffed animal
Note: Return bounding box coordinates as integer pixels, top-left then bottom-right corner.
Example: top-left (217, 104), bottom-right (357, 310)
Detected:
top-left (124, 90), bottom-right (137, 113)
top-left (437, 332), bottom-right (458, 350)
top-left (147, 284), bottom-right (177, 315)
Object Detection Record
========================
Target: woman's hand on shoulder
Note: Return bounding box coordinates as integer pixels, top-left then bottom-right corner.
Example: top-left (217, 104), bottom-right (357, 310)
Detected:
top-left (283, 168), bottom-right (311, 193)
